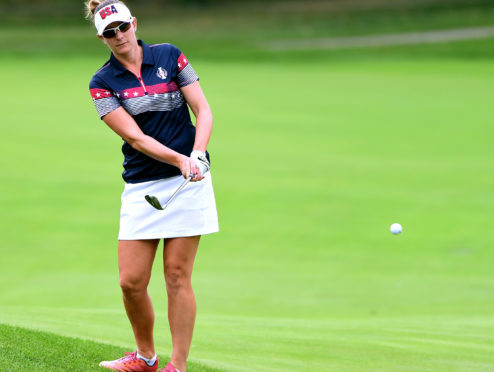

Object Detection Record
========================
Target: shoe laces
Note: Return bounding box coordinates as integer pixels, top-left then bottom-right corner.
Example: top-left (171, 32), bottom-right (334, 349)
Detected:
top-left (121, 351), bottom-right (138, 365)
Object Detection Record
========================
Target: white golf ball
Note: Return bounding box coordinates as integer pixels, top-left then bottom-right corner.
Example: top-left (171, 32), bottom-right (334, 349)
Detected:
top-left (390, 223), bottom-right (402, 235)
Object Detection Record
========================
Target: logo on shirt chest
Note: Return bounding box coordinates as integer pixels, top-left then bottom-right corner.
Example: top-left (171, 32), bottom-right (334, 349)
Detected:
top-left (156, 67), bottom-right (168, 80)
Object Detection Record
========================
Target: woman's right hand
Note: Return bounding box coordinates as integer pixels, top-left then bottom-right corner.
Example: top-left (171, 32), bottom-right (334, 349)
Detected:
top-left (178, 154), bottom-right (203, 182)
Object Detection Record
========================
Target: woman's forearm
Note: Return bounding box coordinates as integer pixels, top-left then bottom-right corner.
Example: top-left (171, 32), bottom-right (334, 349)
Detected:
top-left (192, 108), bottom-right (213, 153)
top-left (129, 134), bottom-right (183, 167)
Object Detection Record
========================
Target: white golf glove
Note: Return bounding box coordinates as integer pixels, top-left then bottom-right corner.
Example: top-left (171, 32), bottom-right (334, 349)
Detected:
top-left (190, 150), bottom-right (210, 177)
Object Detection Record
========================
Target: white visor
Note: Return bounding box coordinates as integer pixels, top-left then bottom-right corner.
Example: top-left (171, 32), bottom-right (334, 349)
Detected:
top-left (94, 2), bottom-right (133, 36)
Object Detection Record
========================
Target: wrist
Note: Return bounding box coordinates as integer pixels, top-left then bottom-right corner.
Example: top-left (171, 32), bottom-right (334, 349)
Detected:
top-left (174, 153), bottom-right (187, 167)
top-left (190, 150), bottom-right (205, 159)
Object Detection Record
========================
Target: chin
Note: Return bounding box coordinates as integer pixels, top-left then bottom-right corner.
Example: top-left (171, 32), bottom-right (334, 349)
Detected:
top-left (115, 43), bottom-right (131, 54)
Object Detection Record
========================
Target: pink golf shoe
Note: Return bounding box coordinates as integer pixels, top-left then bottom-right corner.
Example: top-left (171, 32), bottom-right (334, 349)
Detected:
top-left (99, 351), bottom-right (158, 372)
top-left (158, 362), bottom-right (181, 372)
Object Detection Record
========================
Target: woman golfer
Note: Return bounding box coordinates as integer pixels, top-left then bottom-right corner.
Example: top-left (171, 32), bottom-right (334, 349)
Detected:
top-left (86, 1), bottom-right (219, 371)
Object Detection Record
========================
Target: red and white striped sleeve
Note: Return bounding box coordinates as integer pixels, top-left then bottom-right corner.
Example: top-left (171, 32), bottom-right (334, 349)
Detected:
top-left (175, 51), bottom-right (199, 87)
top-left (89, 76), bottom-right (121, 119)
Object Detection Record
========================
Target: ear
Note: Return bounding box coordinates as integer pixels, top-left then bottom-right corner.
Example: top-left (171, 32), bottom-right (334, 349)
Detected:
top-left (97, 34), bottom-right (107, 45)
top-left (132, 17), bottom-right (137, 32)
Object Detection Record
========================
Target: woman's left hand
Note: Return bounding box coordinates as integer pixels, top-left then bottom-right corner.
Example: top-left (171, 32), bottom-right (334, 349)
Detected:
top-left (188, 156), bottom-right (204, 182)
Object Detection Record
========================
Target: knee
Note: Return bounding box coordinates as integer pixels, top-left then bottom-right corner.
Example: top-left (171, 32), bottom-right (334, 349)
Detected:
top-left (119, 275), bottom-right (147, 296)
top-left (164, 265), bottom-right (190, 295)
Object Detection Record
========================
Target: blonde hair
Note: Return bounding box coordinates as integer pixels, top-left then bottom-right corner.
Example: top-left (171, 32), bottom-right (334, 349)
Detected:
top-left (85, 0), bottom-right (126, 21)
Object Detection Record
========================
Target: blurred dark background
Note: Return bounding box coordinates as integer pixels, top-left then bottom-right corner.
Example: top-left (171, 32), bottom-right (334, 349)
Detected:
top-left (1, 0), bottom-right (494, 60)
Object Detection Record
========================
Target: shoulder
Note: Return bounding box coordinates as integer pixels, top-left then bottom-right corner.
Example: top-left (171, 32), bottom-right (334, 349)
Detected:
top-left (89, 59), bottom-right (112, 88)
top-left (147, 43), bottom-right (182, 58)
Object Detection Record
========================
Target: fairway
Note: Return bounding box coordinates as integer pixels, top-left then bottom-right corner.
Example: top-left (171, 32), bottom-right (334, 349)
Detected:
top-left (1, 54), bottom-right (494, 371)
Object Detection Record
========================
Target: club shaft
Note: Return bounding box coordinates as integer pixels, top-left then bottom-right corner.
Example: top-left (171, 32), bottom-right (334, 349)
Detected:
top-left (161, 175), bottom-right (192, 210)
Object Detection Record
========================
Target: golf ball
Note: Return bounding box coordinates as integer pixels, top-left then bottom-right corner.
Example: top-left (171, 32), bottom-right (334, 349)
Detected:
top-left (390, 223), bottom-right (402, 235)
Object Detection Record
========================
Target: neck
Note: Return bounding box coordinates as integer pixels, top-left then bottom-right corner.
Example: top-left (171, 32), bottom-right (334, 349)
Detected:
top-left (113, 41), bottom-right (142, 74)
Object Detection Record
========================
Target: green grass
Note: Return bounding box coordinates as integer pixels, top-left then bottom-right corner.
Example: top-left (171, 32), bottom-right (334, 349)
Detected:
top-left (2, 1), bottom-right (494, 370)
top-left (1, 56), bottom-right (494, 371)
top-left (0, 324), bottom-right (223, 371)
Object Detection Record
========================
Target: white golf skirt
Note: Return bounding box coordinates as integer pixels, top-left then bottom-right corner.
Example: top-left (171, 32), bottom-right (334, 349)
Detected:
top-left (118, 172), bottom-right (219, 240)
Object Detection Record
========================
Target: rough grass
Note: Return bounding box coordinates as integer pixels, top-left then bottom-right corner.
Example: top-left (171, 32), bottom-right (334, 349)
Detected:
top-left (0, 324), bottom-right (223, 372)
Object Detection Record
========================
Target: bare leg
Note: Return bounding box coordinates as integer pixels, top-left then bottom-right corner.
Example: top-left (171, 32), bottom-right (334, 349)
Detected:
top-left (119, 239), bottom-right (159, 359)
top-left (163, 236), bottom-right (200, 372)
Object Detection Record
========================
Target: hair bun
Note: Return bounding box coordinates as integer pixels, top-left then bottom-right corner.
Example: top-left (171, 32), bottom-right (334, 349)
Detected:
top-left (85, 0), bottom-right (102, 20)
top-left (85, 0), bottom-right (126, 21)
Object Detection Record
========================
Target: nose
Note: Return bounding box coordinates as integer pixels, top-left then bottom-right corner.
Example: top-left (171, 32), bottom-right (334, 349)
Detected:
top-left (115, 30), bottom-right (125, 39)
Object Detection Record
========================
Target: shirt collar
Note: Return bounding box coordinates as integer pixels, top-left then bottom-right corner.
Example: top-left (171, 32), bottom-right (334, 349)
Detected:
top-left (141, 40), bottom-right (155, 66)
top-left (110, 40), bottom-right (155, 77)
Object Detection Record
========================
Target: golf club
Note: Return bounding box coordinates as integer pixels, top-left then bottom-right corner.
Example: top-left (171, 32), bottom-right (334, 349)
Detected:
top-left (145, 174), bottom-right (193, 211)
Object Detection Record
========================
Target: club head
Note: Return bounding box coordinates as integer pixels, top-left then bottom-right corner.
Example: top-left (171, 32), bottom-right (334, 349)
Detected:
top-left (145, 195), bottom-right (164, 210)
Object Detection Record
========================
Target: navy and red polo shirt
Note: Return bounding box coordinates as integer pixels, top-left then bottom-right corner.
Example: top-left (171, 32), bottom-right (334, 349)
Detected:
top-left (89, 40), bottom-right (207, 183)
